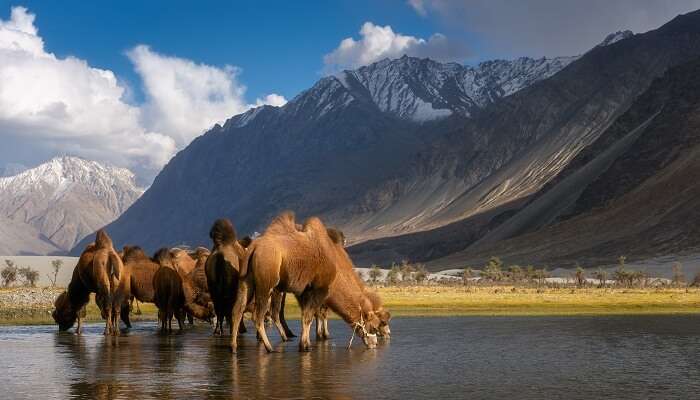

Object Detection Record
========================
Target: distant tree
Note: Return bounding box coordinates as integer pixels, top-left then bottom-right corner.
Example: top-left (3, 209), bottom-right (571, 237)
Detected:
top-left (594, 267), bottom-right (608, 288)
top-left (368, 265), bottom-right (382, 284)
top-left (399, 260), bottom-right (415, 283)
top-left (672, 262), bottom-right (686, 287)
top-left (386, 265), bottom-right (401, 286)
top-left (462, 268), bottom-right (473, 286)
top-left (533, 268), bottom-right (549, 286)
top-left (48, 259), bottom-right (63, 287)
top-left (508, 265), bottom-right (524, 282)
top-left (414, 264), bottom-right (428, 285)
top-left (481, 257), bottom-right (504, 282)
top-left (1, 260), bottom-right (18, 287)
top-left (19, 267), bottom-right (39, 287)
top-left (574, 265), bottom-right (586, 287)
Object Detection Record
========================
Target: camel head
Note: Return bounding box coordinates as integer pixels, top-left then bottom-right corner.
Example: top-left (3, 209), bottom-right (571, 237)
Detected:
top-left (52, 291), bottom-right (78, 331)
top-left (376, 309), bottom-right (392, 337)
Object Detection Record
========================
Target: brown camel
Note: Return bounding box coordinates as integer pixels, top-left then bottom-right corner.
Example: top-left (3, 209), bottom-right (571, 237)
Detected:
top-left (278, 228), bottom-right (391, 341)
top-left (116, 245), bottom-right (161, 328)
top-left (52, 230), bottom-right (125, 335)
top-left (153, 249), bottom-right (214, 334)
top-left (230, 212), bottom-right (342, 353)
top-left (205, 219), bottom-right (248, 336)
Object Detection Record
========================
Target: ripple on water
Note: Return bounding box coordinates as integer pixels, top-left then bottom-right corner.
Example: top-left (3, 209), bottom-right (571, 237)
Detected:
top-left (1, 316), bottom-right (700, 399)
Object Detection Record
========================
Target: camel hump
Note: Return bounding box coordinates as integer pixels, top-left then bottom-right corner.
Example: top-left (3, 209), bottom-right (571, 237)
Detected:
top-left (265, 211), bottom-right (298, 235)
top-left (302, 217), bottom-right (328, 237)
top-left (95, 230), bottom-right (114, 249)
top-left (210, 219), bottom-right (237, 246)
top-left (154, 247), bottom-right (174, 267)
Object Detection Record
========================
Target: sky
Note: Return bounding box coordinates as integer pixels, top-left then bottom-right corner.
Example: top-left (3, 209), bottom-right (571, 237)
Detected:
top-left (0, 0), bottom-right (698, 183)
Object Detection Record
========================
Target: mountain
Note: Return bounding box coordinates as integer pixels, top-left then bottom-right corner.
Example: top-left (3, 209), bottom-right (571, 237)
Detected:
top-left (427, 56), bottom-right (700, 268)
top-left (77, 10), bottom-right (700, 269)
top-left (0, 156), bottom-right (143, 255)
top-left (336, 55), bottom-right (577, 120)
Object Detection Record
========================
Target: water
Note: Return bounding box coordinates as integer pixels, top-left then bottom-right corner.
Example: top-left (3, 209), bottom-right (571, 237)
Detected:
top-left (2, 316), bottom-right (700, 399)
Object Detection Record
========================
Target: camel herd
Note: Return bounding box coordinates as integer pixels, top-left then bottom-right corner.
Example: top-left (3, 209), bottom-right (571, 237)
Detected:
top-left (52, 212), bottom-right (391, 352)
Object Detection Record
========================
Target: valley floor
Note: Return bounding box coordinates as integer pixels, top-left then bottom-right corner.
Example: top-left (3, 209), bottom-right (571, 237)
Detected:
top-left (3, 286), bottom-right (700, 325)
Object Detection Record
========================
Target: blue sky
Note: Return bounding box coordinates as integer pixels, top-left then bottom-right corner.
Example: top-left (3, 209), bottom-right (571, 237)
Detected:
top-left (0, 0), bottom-right (447, 101)
top-left (0, 0), bottom-right (698, 181)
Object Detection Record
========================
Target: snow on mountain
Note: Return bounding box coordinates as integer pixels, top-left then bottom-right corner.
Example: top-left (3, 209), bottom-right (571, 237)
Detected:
top-left (598, 30), bottom-right (634, 47)
top-left (0, 156), bottom-right (143, 254)
top-left (231, 55), bottom-right (576, 127)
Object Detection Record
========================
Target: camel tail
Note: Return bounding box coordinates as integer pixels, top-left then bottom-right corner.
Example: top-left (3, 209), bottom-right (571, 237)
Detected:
top-left (108, 251), bottom-right (122, 281)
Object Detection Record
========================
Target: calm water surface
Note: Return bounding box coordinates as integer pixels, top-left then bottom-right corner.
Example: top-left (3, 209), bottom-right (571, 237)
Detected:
top-left (2, 316), bottom-right (700, 399)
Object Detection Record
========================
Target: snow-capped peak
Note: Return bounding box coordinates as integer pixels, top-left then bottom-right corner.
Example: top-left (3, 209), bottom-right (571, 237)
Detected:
top-left (0, 156), bottom-right (144, 252)
top-left (598, 30), bottom-right (634, 47)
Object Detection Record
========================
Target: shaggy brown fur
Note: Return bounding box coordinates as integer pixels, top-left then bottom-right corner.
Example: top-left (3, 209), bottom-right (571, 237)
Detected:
top-left (230, 212), bottom-right (340, 353)
top-left (279, 228), bottom-right (391, 341)
top-left (171, 248), bottom-right (197, 275)
top-left (153, 249), bottom-right (214, 334)
top-left (116, 245), bottom-right (160, 328)
top-left (205, 219), bottom-right (247, 336)
top-left (53, 230), bottom-right (125, 335)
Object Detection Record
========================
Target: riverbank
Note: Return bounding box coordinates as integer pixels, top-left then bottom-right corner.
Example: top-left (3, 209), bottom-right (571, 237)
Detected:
top-left (3, 286), bottom-right (700, 325)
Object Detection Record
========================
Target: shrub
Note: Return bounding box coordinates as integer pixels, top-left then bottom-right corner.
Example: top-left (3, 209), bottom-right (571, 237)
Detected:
top-left (462, 268), bottom-right (473, 286)
top-left (368, 265), bottom-right (382, 284)
top-left (414, 264), bottom-right (428, 284)
top-left (1, 260), bottom-right (18, 287)
top-left (481, 256), bottom-right (504, 282)
top-left (672, 262), bottom-right (686, 287)
top-left (19, 267), bottom-right (39, 287)
top-left (49, 259), bottom-right (63, 287)
top-left (386, 265), bottom-right (401, 286)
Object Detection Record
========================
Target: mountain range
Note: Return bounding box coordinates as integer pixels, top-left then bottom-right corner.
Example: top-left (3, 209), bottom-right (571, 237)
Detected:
top-left (0, 156), bottom-right (143, 255)
top-left (59, 9), bottom-right (700, 270)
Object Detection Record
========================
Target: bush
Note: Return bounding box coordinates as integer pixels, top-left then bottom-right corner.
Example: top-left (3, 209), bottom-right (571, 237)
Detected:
top-left (462, 268), bottom-right (473, 285)
top-left (414, 264), bottom-right (428, 284)
top-left (19, 267), bottom-right (39, 287)
top-left (386, 265), bottom-right (401, 286)
top-left (672, 262), bottom-right (686, 287)
top-left (480, 256), bottom-right (504, 281)
top-left (1, 260), bottom-right (18, 287)
top-left (368, 265), bottom-right (382, 283)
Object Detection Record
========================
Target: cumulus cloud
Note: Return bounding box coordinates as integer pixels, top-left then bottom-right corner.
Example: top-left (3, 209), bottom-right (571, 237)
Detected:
top-left (410, 0), bottom-right (700, 57)
top-left (0, 6), bottom-right (176, 175)
top-left (323, 22), bottom-right (469, 72)
top-left (127, 45), bottom-right (286, 147)
top-left (0, 6), bottom-right (285, 181)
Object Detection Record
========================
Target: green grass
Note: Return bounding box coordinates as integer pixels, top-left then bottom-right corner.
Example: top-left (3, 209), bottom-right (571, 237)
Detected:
top-left (3, 285), bottom-right (700, 325)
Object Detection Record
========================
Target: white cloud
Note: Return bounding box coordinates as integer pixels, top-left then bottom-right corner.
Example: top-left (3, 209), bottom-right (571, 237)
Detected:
top-left (0, 6), bottom-right (286, 181)
top-left (255, 93), bottom-right (287, 107)
top-left (407, 0), bottom-right (427, 17)
top-left (323, 22), bottom-right (469, 72)
top-left (127, 45), bottom-right (285, 147)
top-left (0, 6), bottom-right (176, 174)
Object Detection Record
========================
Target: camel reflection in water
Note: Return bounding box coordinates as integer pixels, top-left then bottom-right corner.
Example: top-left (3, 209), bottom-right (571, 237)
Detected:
top-left (52, 321), bottom-right (385, 399)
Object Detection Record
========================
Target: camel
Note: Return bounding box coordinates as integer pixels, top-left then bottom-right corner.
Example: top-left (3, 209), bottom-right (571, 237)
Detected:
top-left (116, 245), bottom-right (161, 328)
top-left (230, 212), bottom-right (369, 353)
top-left (152, 248), bottom-right (214, 334)
top-left (277, 228), bottom-right (391, 341)
top-left (205, 219), bottom-right (248, 336)
top-left (52, 230), bottom-right (125, 335)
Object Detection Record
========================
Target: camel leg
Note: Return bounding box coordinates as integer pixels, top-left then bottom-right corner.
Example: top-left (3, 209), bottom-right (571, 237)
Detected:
top-left (230, 280), bottom-right (252, 353)
top-left (238, 319), bottom-right (247, 334)
top-left (187, 312), bottom-right (194, 326)
top-left (176, 309), bottom-right (185, 331)
top-left (322, 313), bottom-right (330, 340)
top-left (319, 305), bottom-right (329, 340)
top-left (270, 290), bottom-right (289, 342)
top-left (227, 313), bottom-right (234, 337)
top-left (279, 292), bottom-right (296, 338)
top-left (121, 303), bottom-right (132, 330)
top-left (299, 288), bottom-right (328, 351)
top-left (253, 288), bottom-right (274, 352)
top-left (113, 305), bottom-right (121, 336)
top-left (213, 311), bottom-right (222, 336)
top-left (103, 298), bottom-right (112, 336)
top-left (76, 315), bottom-right (82, 335)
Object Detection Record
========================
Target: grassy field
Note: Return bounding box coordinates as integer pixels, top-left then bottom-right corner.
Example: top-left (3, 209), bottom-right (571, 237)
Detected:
top-left (3, 285), bottom-right (700, 325)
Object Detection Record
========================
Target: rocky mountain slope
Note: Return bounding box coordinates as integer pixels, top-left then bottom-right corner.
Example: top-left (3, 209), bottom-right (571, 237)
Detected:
top-left (430, 56), bottom-right (700, 268)
top-left (0, 157), bottom-right (143, 255)
top-left (77, 10), bottom-right (700, 269)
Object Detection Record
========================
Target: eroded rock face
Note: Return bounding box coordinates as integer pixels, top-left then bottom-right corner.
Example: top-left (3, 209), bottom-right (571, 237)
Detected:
top-left (0, 156), bottom-right (143, 254)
